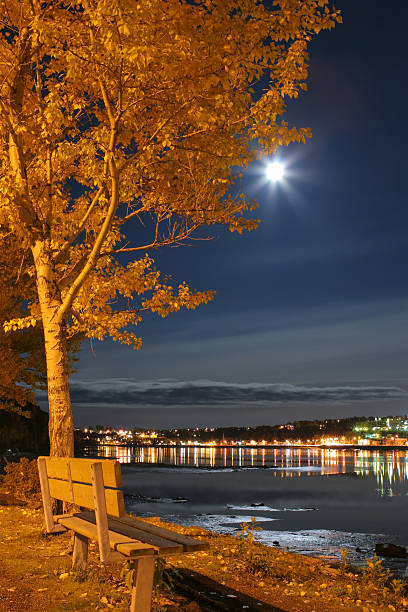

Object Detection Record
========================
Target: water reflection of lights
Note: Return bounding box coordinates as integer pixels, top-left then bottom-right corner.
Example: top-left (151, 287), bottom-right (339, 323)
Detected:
top-left (86, 444), bottom-right (408, 493)
top-left (354, 449), bottom-right (408, 496)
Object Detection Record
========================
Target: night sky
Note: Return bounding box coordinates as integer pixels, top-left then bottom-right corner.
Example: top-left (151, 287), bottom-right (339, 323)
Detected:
top-left (40, 1), bottom-right (408, 429)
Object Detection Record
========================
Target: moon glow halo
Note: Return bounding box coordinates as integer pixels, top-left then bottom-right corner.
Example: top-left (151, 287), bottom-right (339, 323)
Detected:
top-left (266, 161), bottom-right (285, 182)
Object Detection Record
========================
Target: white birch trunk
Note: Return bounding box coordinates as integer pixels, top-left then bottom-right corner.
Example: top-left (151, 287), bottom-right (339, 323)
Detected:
top-left (32, 239), bottom-right (74, 457)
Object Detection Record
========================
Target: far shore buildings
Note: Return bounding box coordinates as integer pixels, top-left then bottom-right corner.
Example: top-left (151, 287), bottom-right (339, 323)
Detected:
top-left (78, 426), bottom-right (408, 448)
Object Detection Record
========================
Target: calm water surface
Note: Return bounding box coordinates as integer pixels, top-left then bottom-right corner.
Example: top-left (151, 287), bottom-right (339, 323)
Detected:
top-left (83, 445), bottom-right (408, 571)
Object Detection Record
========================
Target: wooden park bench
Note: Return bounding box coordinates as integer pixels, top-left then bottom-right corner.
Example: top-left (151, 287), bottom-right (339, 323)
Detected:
top-left (37, 456), bottom-right (208, 612)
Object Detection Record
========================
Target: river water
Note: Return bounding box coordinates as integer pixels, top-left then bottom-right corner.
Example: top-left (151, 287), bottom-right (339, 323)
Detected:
top-left (82, 444), bottom-right (408, 572)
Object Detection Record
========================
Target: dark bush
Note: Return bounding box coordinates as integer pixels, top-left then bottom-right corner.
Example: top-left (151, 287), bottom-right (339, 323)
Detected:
top-left (0, 403), bottom-right (49, 452)
top-left (1, 457), bottom-right (41, 504)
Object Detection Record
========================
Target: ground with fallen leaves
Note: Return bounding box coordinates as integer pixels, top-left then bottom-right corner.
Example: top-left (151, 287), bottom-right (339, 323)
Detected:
top-left (0, 502), bottom-right (407, 611)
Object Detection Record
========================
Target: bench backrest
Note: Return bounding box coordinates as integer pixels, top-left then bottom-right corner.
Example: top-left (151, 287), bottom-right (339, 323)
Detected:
top-left (38, 456), bottom-right (126, 520)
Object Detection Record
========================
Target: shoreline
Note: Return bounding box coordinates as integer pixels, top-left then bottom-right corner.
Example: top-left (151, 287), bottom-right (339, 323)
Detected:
top-left (1, 502), bottom-right (407, 611)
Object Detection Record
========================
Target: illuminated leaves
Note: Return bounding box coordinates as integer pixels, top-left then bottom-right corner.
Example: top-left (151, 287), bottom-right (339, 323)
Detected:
top-left (3, 316), bottom-right (37, 333)
top-left (0, 1), bottom-right (340, 366)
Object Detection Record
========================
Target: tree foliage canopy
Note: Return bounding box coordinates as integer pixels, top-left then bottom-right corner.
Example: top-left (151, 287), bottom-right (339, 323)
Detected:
top-left (0, 0), bottom-right (340, 454)
top-left (0, 0), bottom-right (340, 347)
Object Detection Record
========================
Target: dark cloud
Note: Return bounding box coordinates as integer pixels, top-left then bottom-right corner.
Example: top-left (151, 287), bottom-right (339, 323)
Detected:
top-left (37, 379), bottom-right (408, 408)
top-left (76, 297), bottom-right (408, 386)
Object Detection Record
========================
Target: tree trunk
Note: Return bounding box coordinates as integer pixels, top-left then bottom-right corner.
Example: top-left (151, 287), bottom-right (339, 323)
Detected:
top-left (32, 239), bottom-right (74, 457)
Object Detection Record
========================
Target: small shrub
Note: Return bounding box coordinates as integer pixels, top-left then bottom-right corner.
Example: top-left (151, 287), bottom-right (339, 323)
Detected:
top-left (236, 517), bottom-right (262, 557)
top-left (235, 518), bottom-right (271, 577)
top-left (360, 555), bottom-right (407, 607)
top-left (1, 457), bottom-right (41, 503)
top-left (362, 554), bottom-right (389, 588)
top-left (339, 548), bottom-right (351, 574)
top-left (234, 518), bottom-right (319, 582)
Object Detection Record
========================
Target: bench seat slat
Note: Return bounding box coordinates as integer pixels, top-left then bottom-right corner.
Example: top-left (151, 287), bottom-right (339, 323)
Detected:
top-left (58, 516), bottom-right (156, 557)
top-left (109, 515), bottom-right (209, 552)
top-left (78, 512), bottom-right (184, 555)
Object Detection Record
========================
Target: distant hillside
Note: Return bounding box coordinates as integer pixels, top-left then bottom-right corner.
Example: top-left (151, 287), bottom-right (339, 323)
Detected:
top-left (160, 416), bottom-right (386, 443)
top-left (77, 415), bottom-right (408, 446)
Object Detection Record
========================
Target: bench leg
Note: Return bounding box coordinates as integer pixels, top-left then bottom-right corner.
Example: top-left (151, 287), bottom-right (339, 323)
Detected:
top-left (72, 533), bottom-right (89, 569)
top-left (130, 557), bottom-right (155, 612)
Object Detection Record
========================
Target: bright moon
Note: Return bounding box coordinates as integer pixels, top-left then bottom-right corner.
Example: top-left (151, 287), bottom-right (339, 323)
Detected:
top-left (266, 161), bottom-right (284, 182)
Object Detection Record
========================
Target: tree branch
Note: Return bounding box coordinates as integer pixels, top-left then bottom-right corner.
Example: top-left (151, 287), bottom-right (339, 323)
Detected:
top-left (53, 184), bottom-right (106, 265)
top-left (57, 52), bottom-right (120, 321)
top-left (57, 152), bottom-right (119, 321)
top-left (0, 26), bottom-right (42, 238)
top-left (110, 224), bottom-right (205, 254)
top-left (118, 99), bottom-right (191, 175)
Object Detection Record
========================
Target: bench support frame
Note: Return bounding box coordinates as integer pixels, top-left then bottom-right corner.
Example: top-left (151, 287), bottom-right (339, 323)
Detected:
top-left (38, 457), bottom-right (65, 533)
top-left (72, 533), bottom-right (89, 569)
top-left (91, 462), bottom-right (111, 563)
top-left (130, 557), bottom-right (155, 612)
